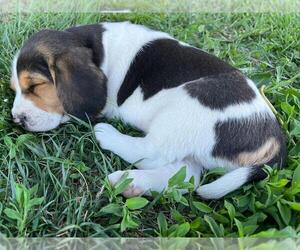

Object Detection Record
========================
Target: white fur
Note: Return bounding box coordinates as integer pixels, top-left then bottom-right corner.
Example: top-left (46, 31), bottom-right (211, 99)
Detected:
top-left (94, 22), bottom-right (272, 198)
top-left (196, 167), bottom-right (252, 199)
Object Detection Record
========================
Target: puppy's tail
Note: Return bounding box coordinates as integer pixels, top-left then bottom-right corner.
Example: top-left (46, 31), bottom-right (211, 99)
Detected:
top-left (197, 127), bottom-right (286, 200)
top-left (196, 166), bottom-right (266, 200)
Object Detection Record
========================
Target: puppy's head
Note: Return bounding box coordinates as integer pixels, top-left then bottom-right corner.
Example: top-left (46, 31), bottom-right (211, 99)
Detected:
top-left (11, 25), bottom-right (107, 132)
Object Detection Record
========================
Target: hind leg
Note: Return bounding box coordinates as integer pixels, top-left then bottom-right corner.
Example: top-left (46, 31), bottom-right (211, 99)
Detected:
top-left (108, 161), bottom-right (202, 197)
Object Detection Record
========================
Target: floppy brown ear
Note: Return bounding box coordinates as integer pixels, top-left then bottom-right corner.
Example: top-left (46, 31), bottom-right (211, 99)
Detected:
top-left (51, 47), bottom-right (107, 121)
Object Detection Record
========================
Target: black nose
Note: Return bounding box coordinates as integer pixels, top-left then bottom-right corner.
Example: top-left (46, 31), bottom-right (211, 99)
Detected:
top-left (13, 114), bottom-right (27, 127)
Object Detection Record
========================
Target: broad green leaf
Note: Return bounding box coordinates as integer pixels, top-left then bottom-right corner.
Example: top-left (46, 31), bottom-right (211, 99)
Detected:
top-left (4, 136), bottom-right (14, 148)
top-left (126, 213), bottom-right (139, 228)
top-left (190, 217), bottom-right (201, 230)
top-left (243, 225), bottom-right (259, 235)
top-left (290, 124), bottom-right (300, 136)
top-left (171, 209), bottom-right (185, 223)
top-left (212, 212), bottom-right (230, 224)
top-left (204, 215), bottom-right (223, 237)
top-left (289, 203), bottom-right (300, 211)
top-left (290, 142), bottom-right (300, 157)
top-left (28, 197), bottom-right (44, 209)
top-left (168, 166), bottom-right (186, 187)
top-left (170, 222), bottom-right (190, 237)
top-left (176, 222), bottom-right (190, 237)
top-left (9, 148), bottom-right (16, 159)
top-left (22, 187), bottom-right (30, 210)
top-left (234, 194), bottom-right (250, 208)
top-left (266, 206), bottom-right (285, 229)
top-left (125, 197), bottom-right (149, 210)
top-left (15, 184), bottom-right (23, 205)
top-left (16, 134), bottom-right (35, 147)
top-left (285, 201), bottom-right (300, 211)
top-left (281, 102), bottom-right (294, 115)
top-left (4, 208), bottom-right (22, 221)
top-left (172, 189), bottom-right (182, 202)
top-left (100, 203), bottom-right (122, 216)
top-left (193, 201), bottom-right (212, 213)
top-left (224, 200), bottom-right (236, 223)
top-left (277, 201), bottom-right (291, 225)
top-left (268, 179), bottom-right (289, 188)
top-left (179, 196), bottom-right (189, 206)
top-left (252, 226), bottom-right (297, 237)
top-left (234, 218), bottom-right (244, 237)
top-left (292, 166), bottom-right (300, 187)
top-left (157, 212), bottom-right (168, 236)
top-left (122, 210), bottom-right (139, 232)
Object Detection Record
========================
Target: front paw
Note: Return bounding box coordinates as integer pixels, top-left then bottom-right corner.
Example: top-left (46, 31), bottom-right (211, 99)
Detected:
top-left (94, 123), bottom-right (120, 151)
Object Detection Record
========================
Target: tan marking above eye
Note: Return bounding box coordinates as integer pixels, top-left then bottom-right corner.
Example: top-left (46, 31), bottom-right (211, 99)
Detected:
top-left (18, 70), bottom-right (64, 114)
top-left (26, 82), bottom-right (64, 114)
top-left (235, 137), bottom-right (280, 166)
top-left (19, 70), bottom-right (31, 90)
top-left (19, 70), bottom-right (51, 92)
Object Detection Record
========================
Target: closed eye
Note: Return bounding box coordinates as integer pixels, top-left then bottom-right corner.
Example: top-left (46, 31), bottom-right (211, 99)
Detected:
top-left (26, 81), bottom-right (46, 94)
top-left (28, 85), bottom-right (36, 93)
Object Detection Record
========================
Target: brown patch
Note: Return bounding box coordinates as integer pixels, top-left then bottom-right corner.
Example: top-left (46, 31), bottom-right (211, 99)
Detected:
top-left (26, 84), bottom-right (64, 113)
top-left (19, 70), bottom-right (50, 90)
top-left (235, 137), bottom-right (280, 166)
top-left (19, 70), bottom-right (31, 90)
top-left (18, 70), bottom-right (64, 114)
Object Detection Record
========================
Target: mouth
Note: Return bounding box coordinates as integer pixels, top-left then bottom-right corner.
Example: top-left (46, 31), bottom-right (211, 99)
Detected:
top-left (12, 112), bottom-right (68, 132)
top-left (20, 120), bottom-right (27, 129)
top-left (12, 116), bottom-right (35, 131)
top-left (14, 120), bottom-right (29, 130)
top-left (13, 119), bottom-right (26, 129)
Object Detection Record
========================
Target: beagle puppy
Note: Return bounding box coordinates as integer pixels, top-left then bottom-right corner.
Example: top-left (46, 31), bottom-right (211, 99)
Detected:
top-left (10, 22), bottom-right (286, 199)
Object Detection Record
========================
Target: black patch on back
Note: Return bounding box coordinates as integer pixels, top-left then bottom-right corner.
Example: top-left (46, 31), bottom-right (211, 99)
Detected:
top-left (213, 114), bottom-right (286, 168)
top-left (184, 71), bottom-right (256, 109)
top-left (117, 38), bottom-right (236, 106)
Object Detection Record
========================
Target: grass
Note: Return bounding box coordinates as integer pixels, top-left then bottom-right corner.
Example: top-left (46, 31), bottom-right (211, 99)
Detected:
top-left (0, 12), bottom-right (299, 237)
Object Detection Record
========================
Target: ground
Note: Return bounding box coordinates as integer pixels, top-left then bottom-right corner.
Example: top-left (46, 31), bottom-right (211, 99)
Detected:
top-left (0, 13), bottom-right (299, 237)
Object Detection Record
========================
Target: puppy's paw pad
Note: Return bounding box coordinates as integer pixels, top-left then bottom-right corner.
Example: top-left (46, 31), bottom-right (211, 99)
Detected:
top-left (123, 186), bottom-right (144, 198)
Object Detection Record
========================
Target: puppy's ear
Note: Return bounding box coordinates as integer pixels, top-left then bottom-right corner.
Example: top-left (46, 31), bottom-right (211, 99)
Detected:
top-left (51, 47), bottom-right (107, 121)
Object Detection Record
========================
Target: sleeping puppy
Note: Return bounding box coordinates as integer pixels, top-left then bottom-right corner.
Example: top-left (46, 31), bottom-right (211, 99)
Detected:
top-left (10, 22), bottom-right (286, 199)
